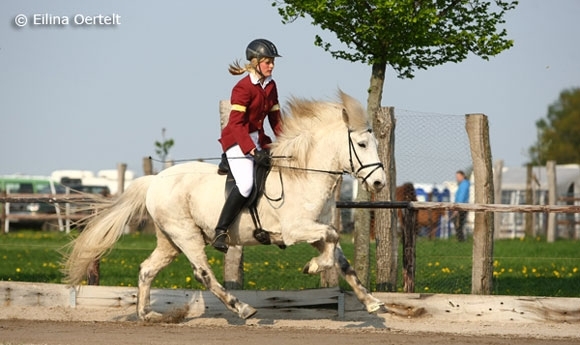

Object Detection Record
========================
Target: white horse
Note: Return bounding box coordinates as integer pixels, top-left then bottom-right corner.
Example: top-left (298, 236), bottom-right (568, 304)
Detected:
top-left (64, 90), bottom-right (387, 321)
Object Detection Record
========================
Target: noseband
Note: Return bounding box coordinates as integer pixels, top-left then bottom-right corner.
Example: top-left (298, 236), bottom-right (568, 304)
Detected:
top-left (347, 129), bottom-right (384, 185)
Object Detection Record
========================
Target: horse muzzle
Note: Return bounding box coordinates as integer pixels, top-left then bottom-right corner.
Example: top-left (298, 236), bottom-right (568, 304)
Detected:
top-left (358, 163), bottom-right (386, 193)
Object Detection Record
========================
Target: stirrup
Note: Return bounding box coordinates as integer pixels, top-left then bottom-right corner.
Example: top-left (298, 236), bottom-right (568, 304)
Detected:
top-left (212, 232), bottom-right (229, 253)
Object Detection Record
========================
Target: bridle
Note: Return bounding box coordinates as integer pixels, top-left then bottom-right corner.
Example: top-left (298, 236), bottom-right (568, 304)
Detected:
top-left (264, 128), bottom-right (384, 202)
top-left (347, 128), bottom-right (384, 185)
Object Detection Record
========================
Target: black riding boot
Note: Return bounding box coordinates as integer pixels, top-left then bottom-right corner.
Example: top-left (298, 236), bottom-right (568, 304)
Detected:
top-left (212, 186), bottom-right (248, 253)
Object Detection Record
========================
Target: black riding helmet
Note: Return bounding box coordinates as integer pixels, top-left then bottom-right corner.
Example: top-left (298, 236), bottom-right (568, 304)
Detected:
top-left (246, 39), bottom-right (281, 61)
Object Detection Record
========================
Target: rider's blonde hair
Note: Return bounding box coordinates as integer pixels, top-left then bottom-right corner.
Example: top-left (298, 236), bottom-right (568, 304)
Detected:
top-left (228, 57), bottom-right (273, 76)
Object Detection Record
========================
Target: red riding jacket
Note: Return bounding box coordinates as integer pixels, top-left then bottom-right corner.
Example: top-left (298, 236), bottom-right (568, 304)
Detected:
top-left (219, 74), bottom-right (282, 154)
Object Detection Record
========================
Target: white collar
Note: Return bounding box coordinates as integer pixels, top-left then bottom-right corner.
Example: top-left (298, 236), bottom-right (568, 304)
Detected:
top-left (250, 72), bottom-right (272, 89)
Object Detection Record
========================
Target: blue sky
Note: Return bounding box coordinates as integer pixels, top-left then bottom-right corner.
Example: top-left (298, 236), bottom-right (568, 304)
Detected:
top-left (1, 1), bottom-right (579, 182)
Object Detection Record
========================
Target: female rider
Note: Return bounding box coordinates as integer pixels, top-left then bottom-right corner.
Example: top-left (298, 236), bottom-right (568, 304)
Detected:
top-left (213, 39), bottom-right (282, 253)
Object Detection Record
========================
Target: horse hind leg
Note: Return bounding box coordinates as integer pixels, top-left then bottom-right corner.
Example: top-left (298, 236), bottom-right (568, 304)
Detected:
top-left (170, 228), bottom-right (257, 319)
top-left (137, 229), bottom-right (181, 321)
top-left (193, 265), bottom-right (257, 319)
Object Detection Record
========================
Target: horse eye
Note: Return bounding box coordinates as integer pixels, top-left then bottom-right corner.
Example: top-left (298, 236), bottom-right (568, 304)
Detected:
top-left (358, 142), bottom-right (367, 149)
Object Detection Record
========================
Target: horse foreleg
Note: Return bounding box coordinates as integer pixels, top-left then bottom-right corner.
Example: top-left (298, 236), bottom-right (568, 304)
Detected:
top-left (304, 239), bottom-right (337, 275)
top-left (137, 231), bottom-right (181, 321)
top-left (293, 223), bottom-right (339, 275)
top-left (334, 245), bottom-right (384, 313)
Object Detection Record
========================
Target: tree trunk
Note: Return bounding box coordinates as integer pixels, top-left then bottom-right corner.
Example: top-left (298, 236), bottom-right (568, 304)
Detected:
top-left (374, 106), bottom-right (398, 292)
top-left (466, 114), bottom-right (494, 295)
top-left (321, 178), bottom-right (342, 287)
top-left (353, 62), bottom-right (387, 289)
top-left (353, 189), bottom-right (371, 288)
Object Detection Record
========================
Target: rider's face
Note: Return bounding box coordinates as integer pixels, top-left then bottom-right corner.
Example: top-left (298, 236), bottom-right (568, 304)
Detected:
top-left (258, 58), bottom-right (275, 77)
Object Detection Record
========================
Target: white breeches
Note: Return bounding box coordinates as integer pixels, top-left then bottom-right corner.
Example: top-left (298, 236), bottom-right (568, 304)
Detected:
top-left (225, 132), bottom-right (260, 198)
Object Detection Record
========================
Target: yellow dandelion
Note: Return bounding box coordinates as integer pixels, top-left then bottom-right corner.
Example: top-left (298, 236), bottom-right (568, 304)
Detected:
top-left (573, 267), bottom-right (578, 273)
top-left (15, 268), bottom-right (21, 273)
top-left (186, 276), bottom-right (192, 283)
top-left (424, 286), bottom-right (429, 291)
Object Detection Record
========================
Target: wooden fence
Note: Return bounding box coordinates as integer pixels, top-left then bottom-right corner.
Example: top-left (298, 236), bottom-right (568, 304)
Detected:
top-left (0, 193), bottom-right (97, 233)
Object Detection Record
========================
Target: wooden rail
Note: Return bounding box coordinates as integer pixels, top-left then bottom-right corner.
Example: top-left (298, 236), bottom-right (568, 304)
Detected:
top-left (0, 193), bottom-right (105, 233)
top-left (336, 201), bottom-right (580, 213)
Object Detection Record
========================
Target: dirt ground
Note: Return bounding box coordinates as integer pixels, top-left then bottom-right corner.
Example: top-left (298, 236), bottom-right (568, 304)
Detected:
top-left (1, 305), bottom-right (579, 345)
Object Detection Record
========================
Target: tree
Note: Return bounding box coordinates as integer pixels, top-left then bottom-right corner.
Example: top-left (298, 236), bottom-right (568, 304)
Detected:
top-left (155, 128), bottom-right (175, 171)
top-left (529, 88), bottom-right (580, 166)
top-left (274, 0), bottom-right (517, 291)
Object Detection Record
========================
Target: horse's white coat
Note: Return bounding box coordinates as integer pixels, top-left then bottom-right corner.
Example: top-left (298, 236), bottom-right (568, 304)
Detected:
top-left (64, 91), bottom-right (387, 320)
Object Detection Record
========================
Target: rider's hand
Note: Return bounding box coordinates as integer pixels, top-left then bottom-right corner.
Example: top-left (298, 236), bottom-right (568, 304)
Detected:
top-left (253, 149), bottom-right (271, 168)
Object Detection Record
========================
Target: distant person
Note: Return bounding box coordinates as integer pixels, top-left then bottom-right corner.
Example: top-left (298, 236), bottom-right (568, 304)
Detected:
top-left (453, 170), bottom-right (470, 242)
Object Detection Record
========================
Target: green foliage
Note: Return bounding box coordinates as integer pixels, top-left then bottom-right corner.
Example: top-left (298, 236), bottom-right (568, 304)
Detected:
top-left (273, 0), bottom-right (518, 79)
top-left (154, 127), bottom-right (174, 163)
top-left (529, 87), bottom-right (580, 165)
top-left (1, 230), bottom-right (579, 297)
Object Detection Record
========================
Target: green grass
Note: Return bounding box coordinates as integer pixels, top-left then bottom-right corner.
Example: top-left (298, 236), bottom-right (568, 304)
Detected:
top-left (1, 230), bottom-right (579, 297)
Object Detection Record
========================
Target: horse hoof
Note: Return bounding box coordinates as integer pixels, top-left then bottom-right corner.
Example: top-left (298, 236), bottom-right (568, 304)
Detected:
top-left (239, 304), bottom-right (257, 319)
top-left (366, 301), bottom-right (385, 313)
top-left (302, 261), bottom-right (319, 275)
top-left (142, 310), bottom-right (164, 322)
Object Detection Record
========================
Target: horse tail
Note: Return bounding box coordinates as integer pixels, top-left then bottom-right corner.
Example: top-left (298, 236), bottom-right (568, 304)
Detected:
top-left (62, 175), bottom-right (155, 286)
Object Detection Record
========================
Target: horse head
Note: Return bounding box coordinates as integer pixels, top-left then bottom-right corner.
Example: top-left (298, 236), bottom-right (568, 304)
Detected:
top-left (339, 91), bottom-right (386, 193)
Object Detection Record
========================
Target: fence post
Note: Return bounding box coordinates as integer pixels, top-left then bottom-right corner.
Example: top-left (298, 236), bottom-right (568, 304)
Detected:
top-left (546, 160), bottom-right (557, 243)
top-left (0, 191), bottom-right (5, 233)
top-left (465, 114), bottom-right (494, 295)
top-left (374, 106), bottom-right (398, 292)
top-left (493, 160), bottom-right (503, 239)
top-left (142, 157), bottom-right (154, 176)
top-left (220, 100), bottom-right (244, 290)
top-left (117, 163), bottom-right (127, 195)
top-left (525, 164), bottom-right (534, 237)
top-left (402, 208), bottom-right (417, 292)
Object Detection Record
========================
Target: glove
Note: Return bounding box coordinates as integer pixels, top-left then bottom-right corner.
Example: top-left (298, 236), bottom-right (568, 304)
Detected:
top-left (253, 149), bottom-right (272, 168)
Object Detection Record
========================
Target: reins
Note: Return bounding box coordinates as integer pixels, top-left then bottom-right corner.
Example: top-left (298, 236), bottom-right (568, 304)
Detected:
top-left (263, 128), bottom-right (384, 202)
top-left (149, 127), bottom-right (384, 203)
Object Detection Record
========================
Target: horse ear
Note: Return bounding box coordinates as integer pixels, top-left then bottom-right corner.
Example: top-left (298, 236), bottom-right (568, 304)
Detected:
top-left (342, 108), bottom-right (350, 127)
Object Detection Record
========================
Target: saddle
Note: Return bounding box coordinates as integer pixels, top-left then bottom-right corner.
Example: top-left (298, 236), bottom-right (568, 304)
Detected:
top-left (218, 153), bottom-right (283, 248)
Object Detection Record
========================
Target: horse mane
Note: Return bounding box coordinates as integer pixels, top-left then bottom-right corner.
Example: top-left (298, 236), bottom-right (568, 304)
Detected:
top-left (270, 90), bottom-right (369, 177)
